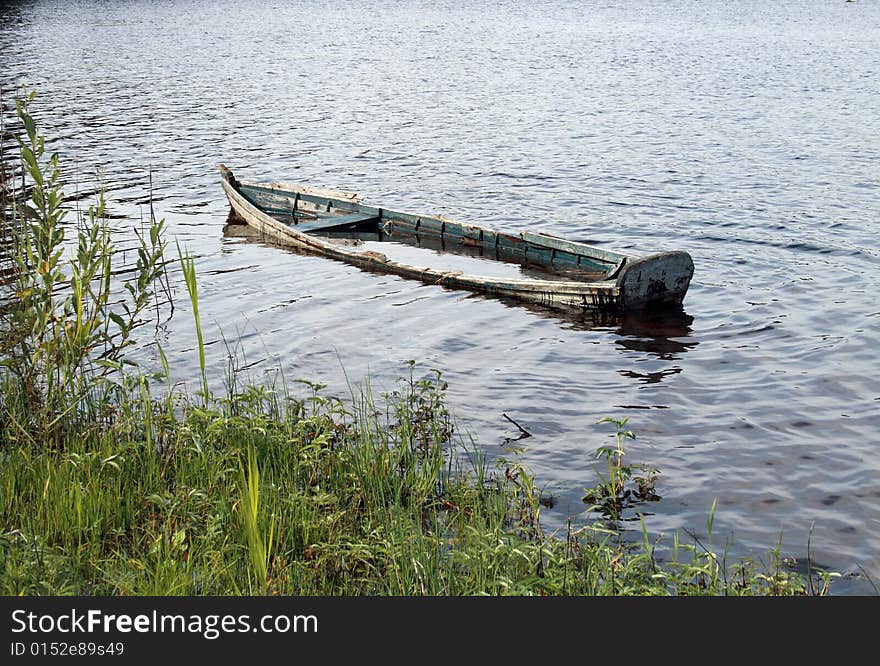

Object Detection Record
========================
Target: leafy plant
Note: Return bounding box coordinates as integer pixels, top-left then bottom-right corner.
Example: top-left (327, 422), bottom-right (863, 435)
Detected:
top-left (582, 416), bottom-right (660, 521)
top-left (0, 90), bottom-right (169, 449)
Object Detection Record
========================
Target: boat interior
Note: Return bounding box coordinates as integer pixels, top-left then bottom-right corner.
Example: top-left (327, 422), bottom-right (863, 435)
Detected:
top-left (237, 182), bottom-right (621, 284)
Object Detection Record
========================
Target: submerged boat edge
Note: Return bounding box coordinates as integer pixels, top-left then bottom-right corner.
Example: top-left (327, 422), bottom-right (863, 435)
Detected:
top-left (219, 165), bottom-right (693, 313)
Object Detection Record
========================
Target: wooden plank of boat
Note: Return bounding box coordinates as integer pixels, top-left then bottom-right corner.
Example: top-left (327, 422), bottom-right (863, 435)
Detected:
top-left (219, 164), bottom-right (694, 312)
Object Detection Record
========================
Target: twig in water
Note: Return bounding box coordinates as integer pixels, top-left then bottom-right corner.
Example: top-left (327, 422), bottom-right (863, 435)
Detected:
top-left (502, 413), bottom-right (532, 444)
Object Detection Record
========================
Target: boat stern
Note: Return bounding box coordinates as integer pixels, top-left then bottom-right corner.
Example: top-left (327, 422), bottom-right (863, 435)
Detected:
top-left (615, 251), bottom-right (694, 309)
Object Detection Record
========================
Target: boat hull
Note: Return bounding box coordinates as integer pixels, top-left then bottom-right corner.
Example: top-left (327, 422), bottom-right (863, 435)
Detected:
top-left (219, 165), bottom-right (693, 312)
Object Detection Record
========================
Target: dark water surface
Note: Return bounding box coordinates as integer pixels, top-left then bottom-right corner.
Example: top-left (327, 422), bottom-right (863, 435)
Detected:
top-left (2, 0), bottom-right (878, 593)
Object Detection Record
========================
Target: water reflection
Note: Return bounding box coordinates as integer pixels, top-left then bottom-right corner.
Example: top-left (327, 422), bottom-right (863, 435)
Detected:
top-left (619, 367), bottom-right (682, 385)
top-left (615, 310), bottom-right (697, 360)
top-left (493, 290), bottom-right (698, 362)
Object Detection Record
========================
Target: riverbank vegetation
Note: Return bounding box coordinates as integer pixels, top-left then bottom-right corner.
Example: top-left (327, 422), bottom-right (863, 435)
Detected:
top-left (0, 92), bottom-right (838, 595)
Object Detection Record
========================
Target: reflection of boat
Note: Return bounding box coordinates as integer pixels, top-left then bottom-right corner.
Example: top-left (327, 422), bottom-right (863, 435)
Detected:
top-left (220, 165), bottom-right (694, 312)
top-left (615, 308), bottom-right (697, 359)
top-left (618, 367), bottom-right (683, 384)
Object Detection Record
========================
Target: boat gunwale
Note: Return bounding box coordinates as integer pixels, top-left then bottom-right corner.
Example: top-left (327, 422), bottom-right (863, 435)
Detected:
top-left (235, 179), bottom-right (628, 268)
top-left (224, 177), bottom-right (623, 294)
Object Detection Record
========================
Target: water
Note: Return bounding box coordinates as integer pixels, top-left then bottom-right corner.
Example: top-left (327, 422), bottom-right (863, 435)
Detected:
top-left (1, 0), bottom-right (878, 593)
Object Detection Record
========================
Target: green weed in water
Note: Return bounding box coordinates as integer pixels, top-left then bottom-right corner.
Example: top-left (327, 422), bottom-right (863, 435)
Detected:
top-left (581, 416), bottom-right (660, 523)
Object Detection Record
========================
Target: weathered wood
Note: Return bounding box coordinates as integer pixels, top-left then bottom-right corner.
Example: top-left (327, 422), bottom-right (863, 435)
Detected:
top-left (520, 231), bottom-right (624, 266)
top-left (615, 251), bottom-right (694, 308)
top-left (219, 165), bottom-right (694, 312)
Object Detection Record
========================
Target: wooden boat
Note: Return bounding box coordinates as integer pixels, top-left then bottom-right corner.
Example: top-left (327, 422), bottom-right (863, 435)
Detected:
top-left (219, 165), bottom-right (694, 312)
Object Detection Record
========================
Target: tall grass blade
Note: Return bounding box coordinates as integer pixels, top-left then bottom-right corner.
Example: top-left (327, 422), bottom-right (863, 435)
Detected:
top-left (176, 242), bottom-right (208, 403)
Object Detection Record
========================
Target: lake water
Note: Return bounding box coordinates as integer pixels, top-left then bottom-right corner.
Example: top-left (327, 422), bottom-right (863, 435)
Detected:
top-left (1, 0), bottom-right (878, 594)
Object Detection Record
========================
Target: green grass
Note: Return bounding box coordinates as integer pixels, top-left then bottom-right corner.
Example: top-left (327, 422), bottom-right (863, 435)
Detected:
top-left (0, 371), bottom-right (835, 596)
top-left (0, 89), bottom-right (841, 596)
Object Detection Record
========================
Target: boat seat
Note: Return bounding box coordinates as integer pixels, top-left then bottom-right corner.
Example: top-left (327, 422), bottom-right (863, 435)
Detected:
top-left (291, 212), bottom-right (379, 233)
